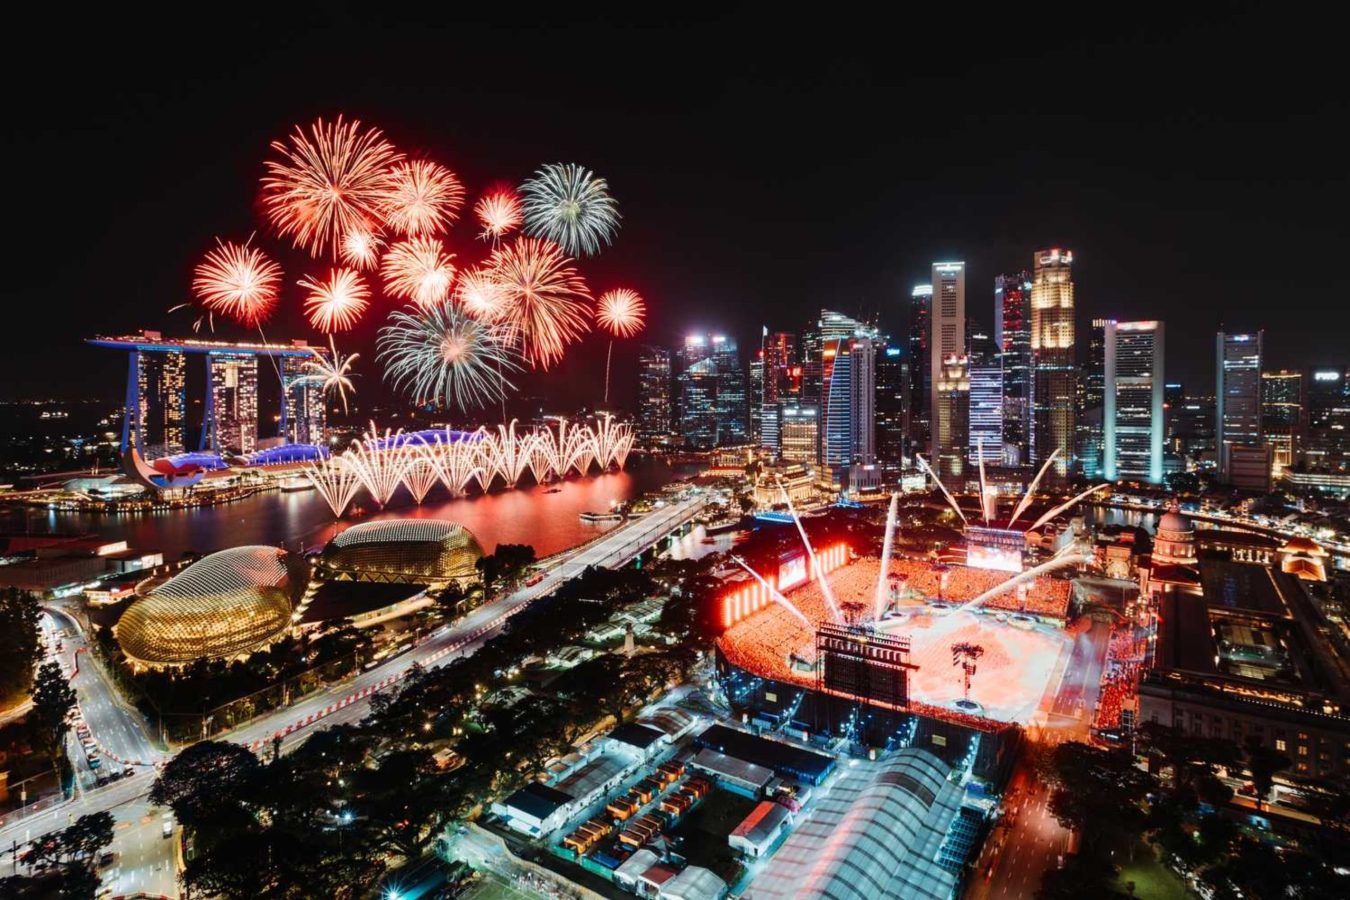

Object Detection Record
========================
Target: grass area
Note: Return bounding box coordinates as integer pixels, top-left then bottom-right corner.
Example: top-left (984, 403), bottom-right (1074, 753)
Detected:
top-left (1114, 844), bottom-right (1195, 900)
top-left (463, 872), bottom-right (537, 900)
top-left (668, 788), bottom-right (756, 886)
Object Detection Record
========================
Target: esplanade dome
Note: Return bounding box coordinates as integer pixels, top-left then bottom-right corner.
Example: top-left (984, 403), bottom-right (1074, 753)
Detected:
top-left (116, 546), bottom-right (302, 666)
top-left (317, 519), bottom-right (484, 584)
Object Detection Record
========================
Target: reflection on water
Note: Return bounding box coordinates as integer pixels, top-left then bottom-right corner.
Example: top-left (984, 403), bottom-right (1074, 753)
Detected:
top-left (1089, 505), bottom-right (1159, 534)
top-left (2, 459), bottom-right (683, 560)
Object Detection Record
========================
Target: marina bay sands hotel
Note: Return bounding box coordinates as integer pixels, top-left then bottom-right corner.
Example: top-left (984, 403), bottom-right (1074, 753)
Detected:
top-left (89, 331), bottom-right (328, 460)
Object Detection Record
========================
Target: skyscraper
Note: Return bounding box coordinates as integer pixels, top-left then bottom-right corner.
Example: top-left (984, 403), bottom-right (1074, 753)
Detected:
top-left (131, 349), bottom-right (186, 458)
top-left (875, 343), bottom-right (908, 464)
top-left (1305, 367), bottom-right (1348, 472)
top-left (281, 355), bottom-right (326, 446)
top-left (967, 331), bottom-right (1003, 465)
top-left (677, 334), bottom-right (746, 447)
top-left (1215, 330), bottom-right (1263, 480)
top-left (748, 351), bottom-right (765, 445)
top-left (205, 352), bottom-right (259, 454)
top-left (636, 345), bottom-right (673, 441)
top-left (908, 284), bottom-right (932, 451)
top-left (759, 331), bottom-right (798, 452)
top-left (1261, 370), bottom-right (1303, 477)
top-left (1103, 320), bottom-right (1166, 483)
top-left (1079, 318), bottom-right (1111, 478)
top-left (929, 262), bottom-right (966, 481)
top-left (779, 405), bottom-right (820, 466)
top-left (1031, 248), bottom-right (1076, 478)
top-left (994, 271), bottom-right (1032, 464)
top-left (821, 336), bottom-right (876, 471)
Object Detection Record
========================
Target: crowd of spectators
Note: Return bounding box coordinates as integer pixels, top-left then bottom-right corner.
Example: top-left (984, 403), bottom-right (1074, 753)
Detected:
top-left (886, 558), bottom-right (1072, 620)
top-left (1093, 626), bottom-right (1146, 731)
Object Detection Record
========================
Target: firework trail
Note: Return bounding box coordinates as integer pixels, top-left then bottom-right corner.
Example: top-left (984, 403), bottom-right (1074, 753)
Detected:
top-left (300, 268), bottom-right (370, 332)
top-left (191, 237), bottom-right (283, 328)
top-left (378, 160), bottom-right (465, 237)
top-left (595, 288), bottom-right (646, 403)
top-left (520, 162), bottom-right (620, 257)
top-left (381, 236), bottom-right (456, 307)
top-left (377, 302), bottom-right (523, 411)
top-left (486, 236), bottom-right (592, 370)
top-left (301, 336), bottom-right (360, 414)
top-left (261, 116), bottom-right (402, 259)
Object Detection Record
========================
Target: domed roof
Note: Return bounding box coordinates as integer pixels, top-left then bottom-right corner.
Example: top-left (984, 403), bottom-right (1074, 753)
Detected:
top-left (320, 518), bottom-right (483, 582)
top-left (1157, 504), bottom-right (1193, 536)
top-left (116, 546), bottom-right (299, 665)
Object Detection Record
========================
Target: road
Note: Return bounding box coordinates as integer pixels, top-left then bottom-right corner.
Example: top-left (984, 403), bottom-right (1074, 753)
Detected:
top-left (965, 764), bottom-right (1072, 900)
top-left (0, 496), bottom-right (704, 864)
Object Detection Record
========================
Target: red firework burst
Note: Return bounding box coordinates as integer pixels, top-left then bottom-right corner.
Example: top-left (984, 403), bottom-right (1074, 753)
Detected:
top-left (191, 238), bottom-right (283, 328)
top-left (596, 288), bottom-right (646, 338)
top-left (261, 116), bottom-right (403, 259)
top-left (485, 236), bottom-right (592, 370)
top-left (381, 237), bottom-right (456, 308)
top-left (300, 268), bottom-right (371, 333)
top-left (378, 160), bottom-right (465, 237)
top-left (474, 188), bottom-right (523, 241)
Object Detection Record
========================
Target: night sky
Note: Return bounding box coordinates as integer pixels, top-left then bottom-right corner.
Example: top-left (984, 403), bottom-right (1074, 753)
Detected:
top-left (3, 3), bottom-right (1345, 412)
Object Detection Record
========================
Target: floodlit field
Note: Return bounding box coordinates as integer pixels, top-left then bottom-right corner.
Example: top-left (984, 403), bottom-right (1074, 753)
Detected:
top-left (719, 557), bottom-right (1075, 724)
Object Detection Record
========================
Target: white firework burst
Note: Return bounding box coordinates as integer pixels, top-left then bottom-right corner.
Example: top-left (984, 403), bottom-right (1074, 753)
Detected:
top-left (519, 162), bottom-right (620, 257)
top-left (377, 302), bottom-right (523, 411)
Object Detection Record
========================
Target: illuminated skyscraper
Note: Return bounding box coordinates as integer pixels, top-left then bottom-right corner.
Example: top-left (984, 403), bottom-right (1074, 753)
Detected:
top-left (875, 343), bottom-right (908, 464)
top-left (994, 272), bottom-right (1032, 463)
top-left (1261, 370), bottom-right (1302, 476)
top-left (779, 405), bottom-right (820, 466)
top-left (1305, 366), bottom-right (1349, 471)
top-left (1079, 318), bottom-right (1111, 478)
top-left (281, 355), bottom-right (326, 446)
top-left (205, 352), bottom-right (258, 454)
top-left (1215, 330), bottom-right (1263, 480)
top-left (677, 334), bottom-right (746, 447)
top-left (636, 345), bottom-right (673, 441)
top-left (1103, 320), bottom-right (1166, 483)
top-left (908, 284), bottom-right (932, 450)
top-left (929, 262), bottom-right (966, 481)
top-left (822, 336), bottom-right (876, 471)
top-left (1031, 248), bottom-right (1076, 478)
top-left (749, 351), bottom-right (765, 444)
top-left (131, 349), bottom-right (186, 458)
top-left (967, 332), bottom-right (1003, 465)
top-left (759, 331), bottom-right (798, 451)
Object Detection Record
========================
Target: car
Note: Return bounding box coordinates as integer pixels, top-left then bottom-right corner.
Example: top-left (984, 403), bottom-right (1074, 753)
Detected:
top-left (162, 816), bottom-right (175, 839)
top-left (97, 851), bottom-right (117, 870)
top-left (88, 757), bottom-right (101, 769)
top-left (123, 766), bottom-right (135, 777)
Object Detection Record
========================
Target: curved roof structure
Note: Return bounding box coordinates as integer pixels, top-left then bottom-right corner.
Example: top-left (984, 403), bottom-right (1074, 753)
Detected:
top-left (116, 546), bottom-right (300, 665)
top-left (747, 749), bottom-right (963, 900)
top-left (319, 519), bottom-right (484, 583)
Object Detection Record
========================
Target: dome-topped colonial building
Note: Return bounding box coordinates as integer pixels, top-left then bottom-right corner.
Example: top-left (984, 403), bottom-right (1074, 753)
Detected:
top-left (116, 546), bottom-right (304, 667)
top-left (316, 519), bottom-right (483, 586)
top-left (1142, 502), bottom-right (1202, 599)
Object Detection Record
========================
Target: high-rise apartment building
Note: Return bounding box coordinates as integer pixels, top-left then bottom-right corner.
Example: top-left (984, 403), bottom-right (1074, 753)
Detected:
top-left (281, 355), bottom-right (326, 446)
top-left (929, 262), bottom-right (966, 481)
top-left (1215, 330), bottom-right (1263, 480)
top-left (205, 352), bottom-right (259, 454)
top-left (636, 345), bottom-right (673, 441)
top-left (994, 272), bottom-right (1032, 464)
top-left (131, 349), bottom-right (187, 458)
top-left (1031, 248), bottom-right (1076, 478)
top-left (1103, 320), bottom-right (1166, 483)
top-left (1261, 370), bottom-right (1303, 477)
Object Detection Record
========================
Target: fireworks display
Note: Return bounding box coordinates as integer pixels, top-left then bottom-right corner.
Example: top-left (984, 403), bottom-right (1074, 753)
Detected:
top-left (381, 236), bottom-right (456, 307)
top-left (474, 188), bottom-right (523, 242)
top-left (300, 268), bottom-right (371, 333)
top-left (520, 163), bottom-right (621, 257)
top-left (302, 336), bottom-right (360, 414)
top-left (486, 236), bottom-right (592, 370)
top-left (261, 116), bottom-right (403, 259)
top-left (377, 302), bottom-right (522, 410)
top-left (379, 160), bottom-right (465, 237)
top-left (595, 288), bottom-right (646, 338)
top-left (191, 238), bottom-right (283, 328)
top-left (190, 114), bottom-right (635, 406)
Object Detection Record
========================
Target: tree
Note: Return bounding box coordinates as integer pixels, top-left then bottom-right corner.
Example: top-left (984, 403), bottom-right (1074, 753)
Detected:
top-left (60, 812), bottom-right (114, 863)
top-left (1036, 854), bottom-right (1126, 899)
top-left (29, 661), bottom-right (76, 773)
top-left (1242, 736), bottom-right (1291, 810)
top-left (0, 589), bottom-right (41, 704)
top-left (150, 740), bottom-right (262, 830)
top-left (1044, 742), bottom-right (1150, 861)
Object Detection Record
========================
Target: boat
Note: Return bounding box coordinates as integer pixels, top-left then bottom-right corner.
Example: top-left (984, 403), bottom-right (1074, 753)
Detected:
top-left (279, 475), bottom-right (314, 492)
top-left (579, 510), bottom-right (624, 523)
top-left (544, 487), bottom-right (562, 494)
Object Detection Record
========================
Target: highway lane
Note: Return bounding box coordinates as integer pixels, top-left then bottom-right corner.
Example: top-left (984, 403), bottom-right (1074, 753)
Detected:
top-left (0, 496), bottom-right (704, 852)
top-left (966, 764), bottom-right (1072, 900)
